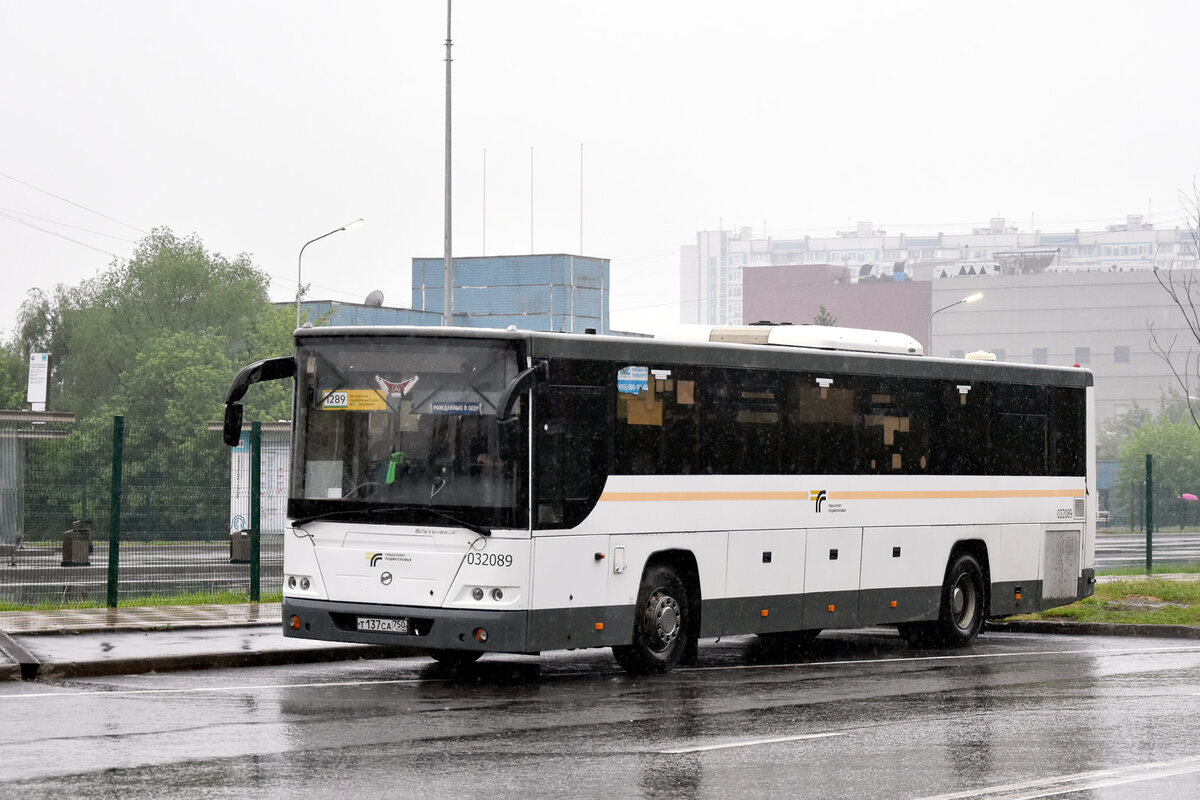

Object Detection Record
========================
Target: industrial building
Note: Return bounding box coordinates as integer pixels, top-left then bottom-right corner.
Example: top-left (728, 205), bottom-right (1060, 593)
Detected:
top-left (299, 253), bottom-right (610, 334)
top-left (681, 216), bottom-right (1195, 328)
top-left (687, 217), bottom-right (1200, 424)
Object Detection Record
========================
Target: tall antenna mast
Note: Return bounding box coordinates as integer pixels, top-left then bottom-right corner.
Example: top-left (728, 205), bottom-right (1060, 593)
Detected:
top-left (442, 0), bottom-right (454, 326)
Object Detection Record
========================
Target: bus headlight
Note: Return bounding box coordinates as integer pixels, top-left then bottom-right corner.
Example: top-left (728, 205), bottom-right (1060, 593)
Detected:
top-left (491, 588), bottom-right (504, 601)
top-left (472, 587), bottom-right (485, 601)
top-left (286, 575), bottom-right (313, 592)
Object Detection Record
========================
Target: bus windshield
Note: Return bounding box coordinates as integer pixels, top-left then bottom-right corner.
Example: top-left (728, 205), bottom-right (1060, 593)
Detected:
top-left (290, 335), bottom-right (528, 530)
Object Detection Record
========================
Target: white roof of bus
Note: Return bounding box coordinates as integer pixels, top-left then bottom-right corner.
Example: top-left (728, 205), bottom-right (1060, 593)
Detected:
top-left (654, 324), bottom-right (924, 356)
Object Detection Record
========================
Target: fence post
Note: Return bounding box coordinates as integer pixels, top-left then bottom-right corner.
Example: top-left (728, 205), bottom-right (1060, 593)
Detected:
top-left (250, 421), bottom-right (261, 603)
top-left (1145, 454), bottom-right (1154, 576)
top-left (107, 416), bottom-right (125, 608)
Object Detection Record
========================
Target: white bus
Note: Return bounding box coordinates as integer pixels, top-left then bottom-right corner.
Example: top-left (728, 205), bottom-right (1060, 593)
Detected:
top-left (222, 324), bottom-right (1095, 674)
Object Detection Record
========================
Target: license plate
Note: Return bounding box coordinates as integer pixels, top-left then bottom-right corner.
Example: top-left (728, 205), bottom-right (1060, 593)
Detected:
top-left (356, 616), bottom-right (409, 634)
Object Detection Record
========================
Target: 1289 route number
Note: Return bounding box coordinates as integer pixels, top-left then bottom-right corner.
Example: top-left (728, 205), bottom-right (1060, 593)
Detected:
top-left (465, 552), bottom-right (513, 568)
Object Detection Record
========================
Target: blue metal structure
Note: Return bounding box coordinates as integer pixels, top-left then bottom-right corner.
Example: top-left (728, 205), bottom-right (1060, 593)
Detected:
top-left (297, 253), bottom-right (610, 333)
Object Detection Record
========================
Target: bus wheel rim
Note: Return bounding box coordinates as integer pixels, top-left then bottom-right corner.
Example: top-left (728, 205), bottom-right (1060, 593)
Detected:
top-left (951, 578), bottom-right (975, 629)
top-left (647, 590), bottom-right (681, 651)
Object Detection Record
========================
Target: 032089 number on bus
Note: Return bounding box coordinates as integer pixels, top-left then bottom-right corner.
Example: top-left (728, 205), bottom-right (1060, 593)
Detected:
top-left (465, 552), bottom-right (514, 568)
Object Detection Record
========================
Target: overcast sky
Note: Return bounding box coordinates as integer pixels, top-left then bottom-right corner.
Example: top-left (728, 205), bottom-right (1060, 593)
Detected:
top-left (2, 0), bottom-right (1199, 339)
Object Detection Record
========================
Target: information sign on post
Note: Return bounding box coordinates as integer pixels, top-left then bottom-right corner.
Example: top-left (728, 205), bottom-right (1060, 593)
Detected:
top-left (27, 353), bottom-right (49, 411)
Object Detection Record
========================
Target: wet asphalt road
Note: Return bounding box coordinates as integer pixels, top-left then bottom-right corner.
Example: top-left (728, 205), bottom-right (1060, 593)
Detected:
top-left (2, 630), bottom-right (1200, 799)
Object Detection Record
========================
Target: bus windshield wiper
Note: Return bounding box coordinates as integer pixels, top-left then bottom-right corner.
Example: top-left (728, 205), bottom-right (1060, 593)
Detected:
top-left (291, 505), bottom-right (491, 536)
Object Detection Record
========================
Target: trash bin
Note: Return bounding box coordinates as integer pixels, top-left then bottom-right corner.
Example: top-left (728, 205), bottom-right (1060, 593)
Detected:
top-left (61, 519), bottom-right (91, 567)
top-left (230, 529), bottom-right (251, 564)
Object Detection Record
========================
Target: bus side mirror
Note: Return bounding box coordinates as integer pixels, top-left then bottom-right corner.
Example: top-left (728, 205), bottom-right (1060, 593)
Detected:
top-left (223, 403), bottom-right (244, 447)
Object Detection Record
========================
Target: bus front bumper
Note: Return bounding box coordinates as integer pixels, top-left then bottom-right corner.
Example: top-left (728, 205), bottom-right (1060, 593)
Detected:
top-left (282, 596), bottom-right (532, 654)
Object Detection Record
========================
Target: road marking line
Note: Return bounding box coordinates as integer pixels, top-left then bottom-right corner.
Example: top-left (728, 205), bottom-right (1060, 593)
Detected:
top-left (661, 731), bottom-right (846, 755)
top-left (912, 754), bottom-right (1200, 800)
top-left (687, 643), bottom-right (1200, 673)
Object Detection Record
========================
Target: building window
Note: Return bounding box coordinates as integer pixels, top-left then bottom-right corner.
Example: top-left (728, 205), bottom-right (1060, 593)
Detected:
top-left (1114, 345), bottom-right (1130, 363)
top-left (1075, 347), bottom-right (1090, 365)
top-left (1032, 347), bottom-right (1048, 365)
top-left (949, 350), bottom-right (965, 359)
top-left (991, 349), bottom-right (1005, 362)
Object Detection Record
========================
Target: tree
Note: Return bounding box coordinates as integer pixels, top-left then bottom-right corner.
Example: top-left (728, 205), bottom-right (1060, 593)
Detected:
top-left (1097, 405), bottom-right (1150, 460)
top-left (0, 340), bottom-right (25, 409)
top-left (813, 304), bottom-right (838, 326)
top-left (1149, 183), bottom-right (1200, 429)
top-left (47, 227), bottom-right (276, 419)
top-left (1115, 415), bottom-right (1200, 530)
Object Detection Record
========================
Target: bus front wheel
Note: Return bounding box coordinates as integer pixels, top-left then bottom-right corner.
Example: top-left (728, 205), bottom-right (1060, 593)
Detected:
top-left (612, 564), bottom-right (692, 675)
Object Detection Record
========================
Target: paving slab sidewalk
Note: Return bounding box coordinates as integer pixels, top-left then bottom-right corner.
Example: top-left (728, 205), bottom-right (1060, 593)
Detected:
top-left (0, 604), bottom-right (419, 681)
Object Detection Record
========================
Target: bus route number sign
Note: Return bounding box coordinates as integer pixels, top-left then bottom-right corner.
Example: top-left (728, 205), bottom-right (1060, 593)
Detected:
top-left (322, 390), bottom-right (350, 409)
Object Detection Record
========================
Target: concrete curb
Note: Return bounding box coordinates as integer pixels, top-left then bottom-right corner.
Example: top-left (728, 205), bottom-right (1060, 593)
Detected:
top-left (987, 620), bottom-right (1200, 639)
top-left (33, 643), bottom-right (424, 680)
top-left (0, 630), bottom-right (40, 680)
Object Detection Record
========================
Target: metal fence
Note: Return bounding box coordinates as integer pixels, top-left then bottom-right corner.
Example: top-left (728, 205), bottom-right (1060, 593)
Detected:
top-left (0, 415), bottom-right (284, 608)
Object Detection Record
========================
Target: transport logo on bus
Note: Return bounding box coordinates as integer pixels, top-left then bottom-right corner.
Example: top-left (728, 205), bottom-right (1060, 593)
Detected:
top-left (810, 489), bottom-right (827, 512)
top-left (375, 375), bottom-right (419, 397)
top-left (366, 552), bottom-right (413, 567)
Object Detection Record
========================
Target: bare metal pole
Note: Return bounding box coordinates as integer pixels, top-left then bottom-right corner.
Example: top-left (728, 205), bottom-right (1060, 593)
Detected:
top-left (529, 146), bottom-right (534, 253)
top-left (482, 147), bottom-right (486, 256)
top-left (579, 142), bottom-right (584, 254)
top-left (442, 0), bottom-right (454, 326)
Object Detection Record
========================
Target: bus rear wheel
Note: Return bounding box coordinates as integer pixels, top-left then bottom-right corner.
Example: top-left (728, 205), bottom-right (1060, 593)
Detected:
top-left (612, 564), bottom-right (692, 675)
top-left (939, 553), bottom-right (986, 646)
top-left (905, 553), bottom-right (986, 648)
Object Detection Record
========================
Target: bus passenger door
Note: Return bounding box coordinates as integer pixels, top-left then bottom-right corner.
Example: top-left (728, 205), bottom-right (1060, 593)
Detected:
top-left (803, 527), bottom-right (862, 630)
top-left (533, 382), bottom-right (611, 530)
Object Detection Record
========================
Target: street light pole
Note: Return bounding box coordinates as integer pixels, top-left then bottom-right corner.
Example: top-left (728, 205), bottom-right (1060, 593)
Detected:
top-left (927, 291), bottom-right (983, 356)
top-left (296, 219), bottom-right (364, 327)
top-left (442, 0), bottom-right (454, 326)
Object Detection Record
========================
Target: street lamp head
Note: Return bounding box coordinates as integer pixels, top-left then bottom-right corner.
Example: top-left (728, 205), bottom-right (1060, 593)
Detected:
top-left (927, 291), bottom-right (985, 357)
top-left (297, 218), bottom-right (366, 327)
